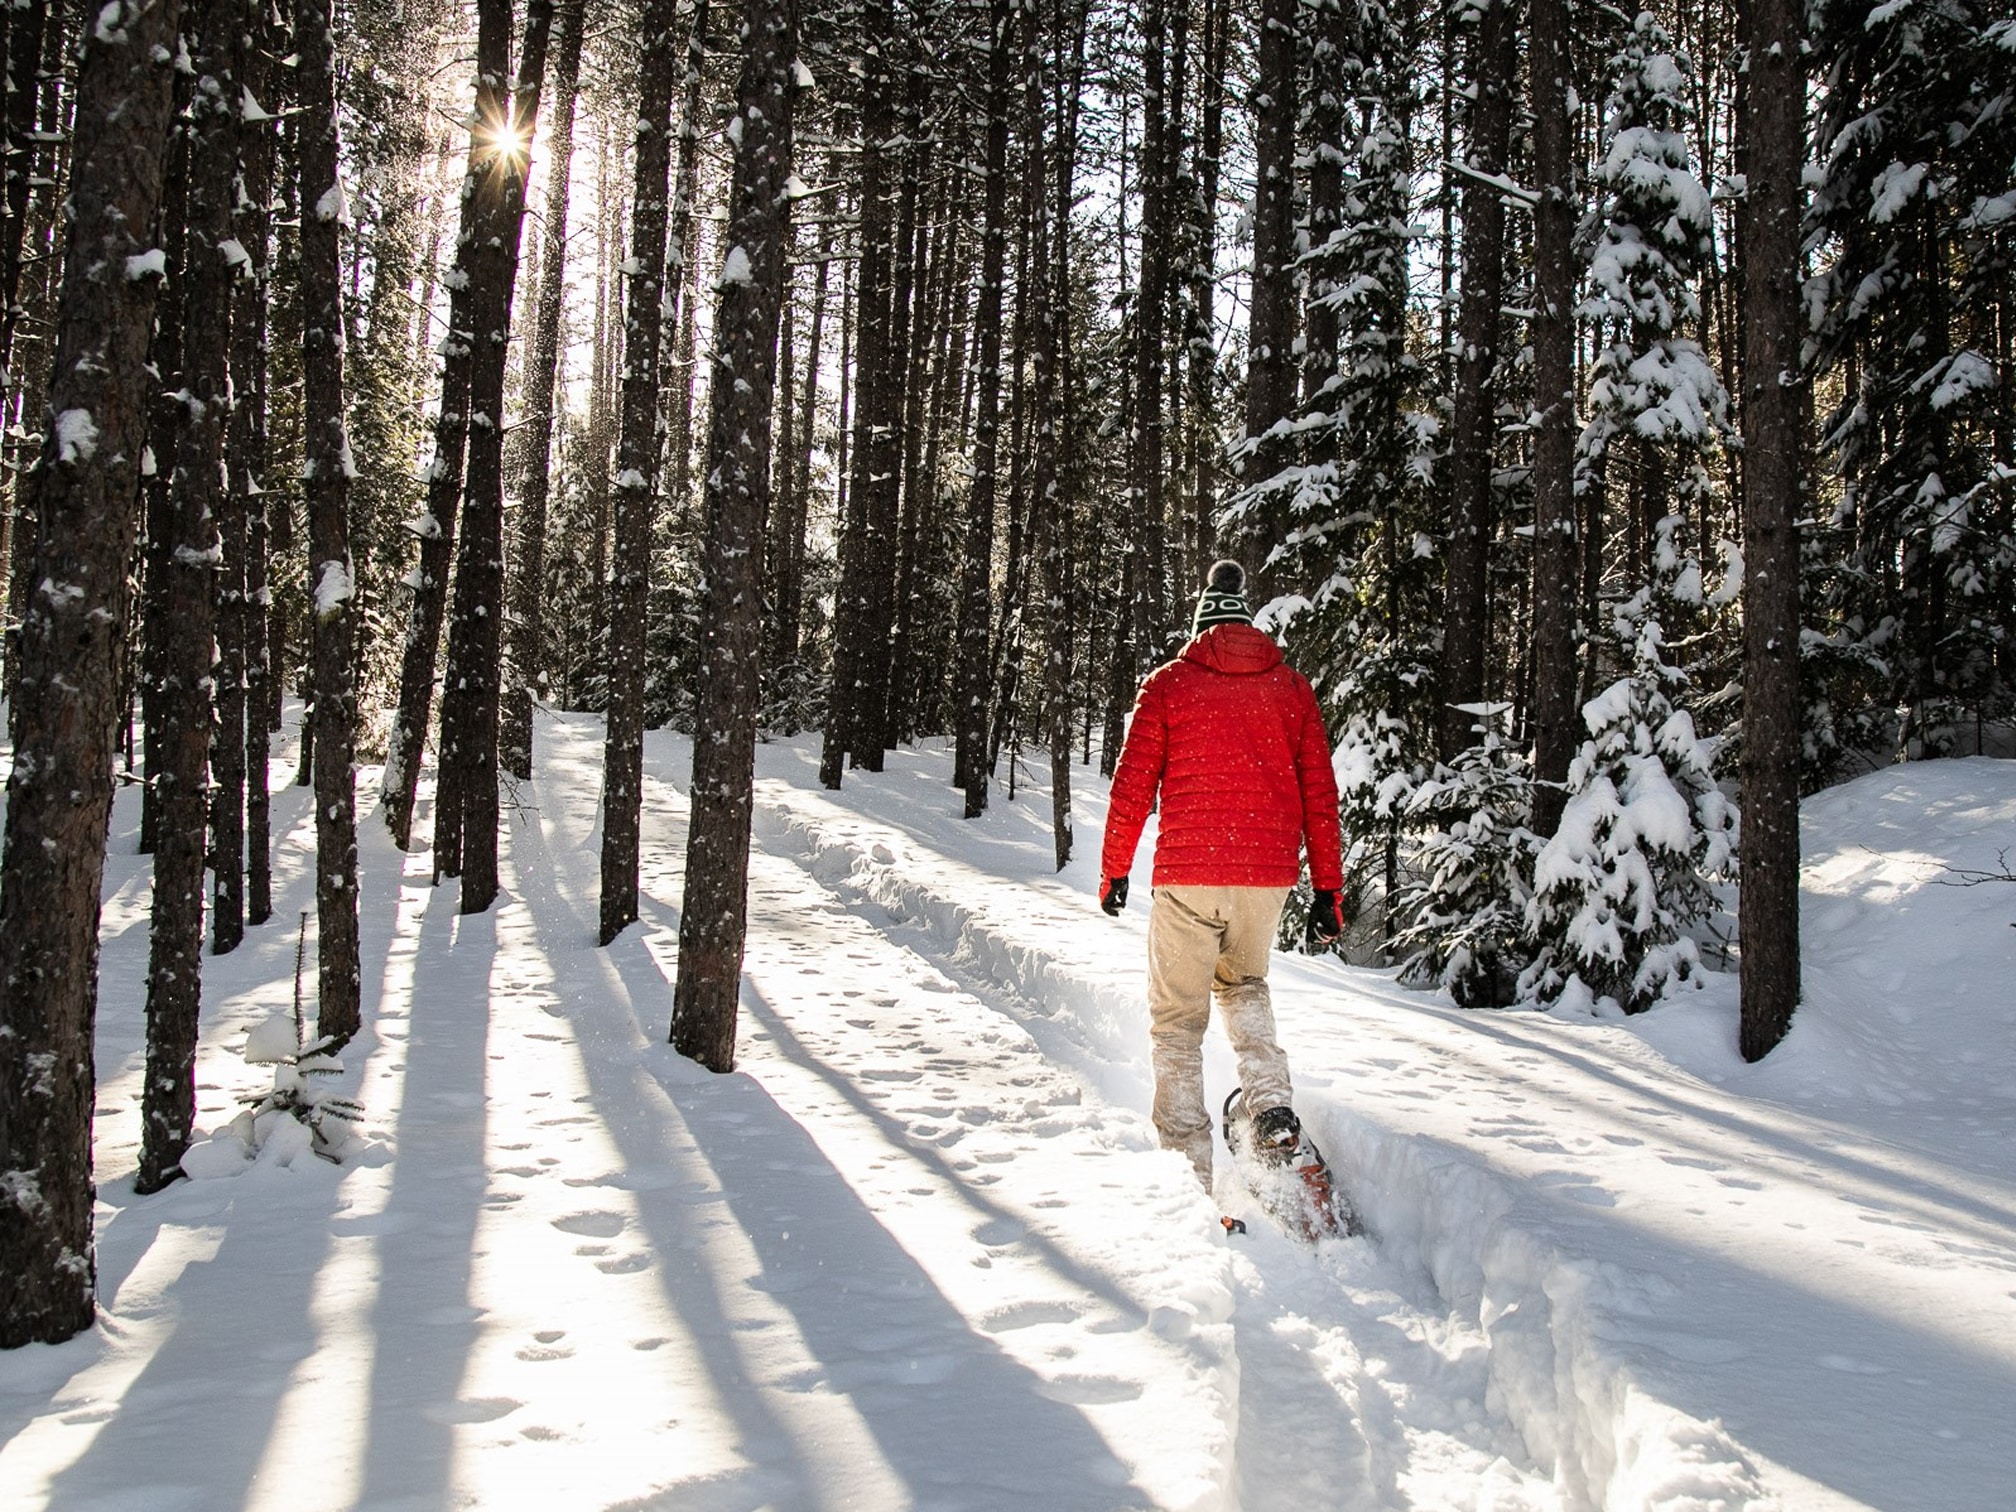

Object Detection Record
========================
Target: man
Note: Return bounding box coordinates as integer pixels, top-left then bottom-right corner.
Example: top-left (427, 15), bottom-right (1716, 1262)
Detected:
top-left (1099, 560), bottom-right (1347, 1188)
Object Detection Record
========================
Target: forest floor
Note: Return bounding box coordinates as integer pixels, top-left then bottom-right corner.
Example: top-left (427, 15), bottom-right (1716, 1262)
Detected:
top-left (1, 711), bottom-right (2012, 1510)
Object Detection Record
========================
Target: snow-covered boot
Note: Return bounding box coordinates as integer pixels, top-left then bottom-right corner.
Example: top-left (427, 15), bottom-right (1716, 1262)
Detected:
top-left (1248, 1105), bottom-right (1303, 1165)
top-left (1221, 1088), bottom-right (1362, 1242)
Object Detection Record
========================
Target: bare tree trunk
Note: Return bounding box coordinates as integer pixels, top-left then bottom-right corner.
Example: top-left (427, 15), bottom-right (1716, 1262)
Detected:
top-left (0, 0), bottom-right (184, 1347)
top-left (294, 0), bottom-right (361, 1046)
top-left (1132, 0), bottom-right (1168, 664)
top-left (138, 0), bottom-right (242, 1193)
top-left (599, 0), bottom-right (679, 945)
top-left (437, 0), bottom-right (554, 911)
top-left (502, 0), bottom-right (587, 781)
top-left (137, 121), bottom-right (189, 856)
top-left (216, 0), bottom-right (277, 947)
top-left (1737, 0), bottom-right (1804, 1061)
top-left (239, 39), bottom-right (279, 928)
top-left (820, 0), bottom-right (895, 789)
top-left (1439, 0), bottom-right (1517, 757)
top-left (383, 0), bottom-right (509, 851)
top-left (671, 0), bottom-right (799, 1071)
top-left (955, 0), bottom-right (1013, 814)
top-left (1527, 0), bottom-right (1578, 837)
top-left (1237, 0), bottom-right (1298, 583)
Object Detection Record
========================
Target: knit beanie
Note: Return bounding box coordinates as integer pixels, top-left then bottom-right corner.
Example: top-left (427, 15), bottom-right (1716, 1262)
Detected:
top-left (1192, 559), bottom-right (1253, 634)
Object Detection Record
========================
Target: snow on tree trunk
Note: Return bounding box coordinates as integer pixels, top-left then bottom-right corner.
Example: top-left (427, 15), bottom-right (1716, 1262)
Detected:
top-left (441, 0), bottom-right (555, 914)
top-left (0, 0), bottom-right (186, 1347)
top-left (138, 0), bottom-right (244, 1194)
top-left (599, 0), bottom-right (679, 946)
top-left (671, 0), bottom-right (800, 1072)
top-left (296, 0), bottom-right (361, 1047)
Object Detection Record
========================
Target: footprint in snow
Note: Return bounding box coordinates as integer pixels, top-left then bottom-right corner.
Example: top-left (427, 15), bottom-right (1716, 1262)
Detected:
top-left (551, 1211), bottom-right (627, 1238)
top-left (423, 1396), bottom-right (522, 1424)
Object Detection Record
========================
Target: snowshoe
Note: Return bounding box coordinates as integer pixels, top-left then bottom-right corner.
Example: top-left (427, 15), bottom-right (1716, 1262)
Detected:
top-left (1221, 1088), bottom-right (1363, 1242)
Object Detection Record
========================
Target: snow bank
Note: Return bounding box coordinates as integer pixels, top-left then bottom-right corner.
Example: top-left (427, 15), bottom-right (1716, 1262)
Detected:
top-left (746, 750), bottom-right (2016, 1511)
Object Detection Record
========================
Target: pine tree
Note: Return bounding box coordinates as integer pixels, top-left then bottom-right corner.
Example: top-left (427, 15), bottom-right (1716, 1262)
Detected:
top-left (1805, 0), bottom-right (2016, 768)
top-left (0, 0), bottom-right (186, 1348)
top-left (672, 0), bottom-right (801, 1071)
top-left (138, 0), bottom-right (243, 1193)
top-left (600, 0), bottom-right (680, 945)
top-left (296, 0), bottom-right (362, 1045)
top-left (1735, 0), bottom-right (1808, 1061)
top-left (1396, 709), bottom-right (1538, 1008)
top-left (1524, 521), bottom-right (1739, 1014)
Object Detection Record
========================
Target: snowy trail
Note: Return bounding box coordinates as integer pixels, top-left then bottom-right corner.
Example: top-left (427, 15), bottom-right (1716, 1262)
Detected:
top-left (676, 725), bottom-right (1564, 1512)
top-left (7, 712), bottom-right (2013, 1509)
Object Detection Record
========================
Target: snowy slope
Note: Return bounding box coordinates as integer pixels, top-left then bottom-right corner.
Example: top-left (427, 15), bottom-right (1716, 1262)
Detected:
top-left (0, 716), bottom-right (2010, 1510)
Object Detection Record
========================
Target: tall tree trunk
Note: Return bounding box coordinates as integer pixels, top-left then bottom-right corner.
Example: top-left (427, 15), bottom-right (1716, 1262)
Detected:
top-left (1014, 0), bottom-right (1069, 868)
top-left (383, 0), bottom-right (510, 850)
top-left (502, 0), bottom-right (587, 781)
top-left (956, 0), bottom-right (1013, 813)
top-left (867, 78), bottom-right (925, 756)
top-left (0, 0), bottom-right (48, 395)
top-left (238, 22), bottom-right (278, 928)
top-left (768, 219), bottom-right (825, 678)
top-left (599, 0), bottom-right (679, 946)
top-left (0, 0), bottom-right (184, 1348)
top-left (1736, 0), bottom-right (1804, 1061)
top-left (671, 0), bottom-right (799, 1071)
top-left (820, 0), bottom-right (896, 789)
top-left (1439, 0), bottom-right (1517, 757)
top-left (295, 0), bottom-right (361, 1047)
top-left (214, 0), bottom-right (276, 950)
top-left (137, 122), bottom-right (189, 856)
top-left (1184, 0), bottom-right (1225, 651)
top-left (1132, 0), bottom-right (1168, 664)
top-left (437, 0), bottom-right (554, 911)
top-left (137, 0), bottom-right (241, 1193)
top-left (1237, 0), bottom-right (1298, 585)
top-left (1527, 0), bottom-right (1578, 837)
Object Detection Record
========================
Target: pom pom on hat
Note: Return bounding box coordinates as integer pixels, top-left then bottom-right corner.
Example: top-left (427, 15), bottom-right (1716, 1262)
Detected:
top-left (1193, 558), bottom-right (1253, 633)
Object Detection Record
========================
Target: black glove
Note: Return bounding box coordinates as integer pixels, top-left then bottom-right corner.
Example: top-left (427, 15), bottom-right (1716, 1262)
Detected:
top-left (1100, 876), bottom-right (1130, 916)
top-left (1305, 888), bottom-right (1346, 948)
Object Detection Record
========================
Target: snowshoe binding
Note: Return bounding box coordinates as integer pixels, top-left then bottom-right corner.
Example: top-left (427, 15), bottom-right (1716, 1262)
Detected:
top-left (1221, 1088), bottom-right (1362, 1242)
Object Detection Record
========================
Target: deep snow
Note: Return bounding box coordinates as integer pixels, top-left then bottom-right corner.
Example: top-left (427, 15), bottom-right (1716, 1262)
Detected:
top-left (1, 712), bottom-right (2011, 1510)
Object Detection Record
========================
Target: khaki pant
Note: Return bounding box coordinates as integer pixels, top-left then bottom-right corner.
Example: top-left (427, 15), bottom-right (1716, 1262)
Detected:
top-left (1147, 884), bottom-right (1293, 1186)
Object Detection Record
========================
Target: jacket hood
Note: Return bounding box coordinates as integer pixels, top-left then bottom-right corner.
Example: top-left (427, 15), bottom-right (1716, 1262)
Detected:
top-left (1180, 621), bottom-right (1284, 675)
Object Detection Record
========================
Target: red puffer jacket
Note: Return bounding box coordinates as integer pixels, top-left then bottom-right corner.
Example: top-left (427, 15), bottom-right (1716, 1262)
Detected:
top-left (1101, 623), bottom-right (1344, 891)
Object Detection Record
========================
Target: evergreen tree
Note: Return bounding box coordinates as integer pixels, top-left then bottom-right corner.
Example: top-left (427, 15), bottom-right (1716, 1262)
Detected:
top-left (1395, 708), bottom-right (1538, 1008)
top-left (1805, 0), bottom-right (2016, 770)
top-left (1524, 521), bottom-right (1739, 1014)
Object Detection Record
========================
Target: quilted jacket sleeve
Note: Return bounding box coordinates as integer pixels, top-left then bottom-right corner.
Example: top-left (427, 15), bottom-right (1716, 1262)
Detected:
top-left (1100, 674), bottom-right (1168, 881)
top-left (1292, 673), bottom-right (1345, 892)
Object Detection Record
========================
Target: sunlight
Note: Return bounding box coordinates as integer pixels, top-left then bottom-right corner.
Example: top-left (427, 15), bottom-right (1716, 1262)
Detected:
top-left (481, 116), bottom-right (530, 167)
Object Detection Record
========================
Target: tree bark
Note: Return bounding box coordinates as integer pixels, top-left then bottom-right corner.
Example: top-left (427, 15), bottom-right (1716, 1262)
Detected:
top-left (955, 0), bottom-right (1014, 814)
top-left (138, 0), bottom-right (241, 1193)
top-left (1527, 0), bottom-right (1578, 838)
top-left (820, 0), bottom-right (896, 789)
top-left (437, 0), bottom-right (554, 912)
top-left (502, 0), bottom-right (587, 782)
top-left (1237, 0), bottom-right (1298, 581)
top-left (294, 0), bottom-right (361, 1047)
top-left (671, 0), bottom-right (799, 1071)
top-left (1439, 0), bottom-right (1517, 757)
top-left (1736, 0), bottom-right (1804, 1060)
top-left (0, 0), bottom-right (184, 1348)
top-left (599, 0), bottom-right (679, 945)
